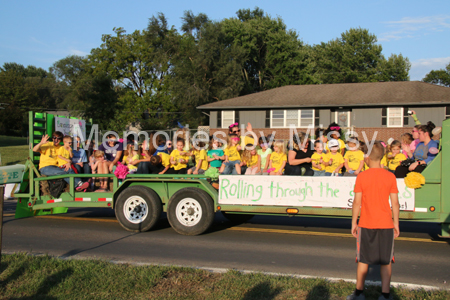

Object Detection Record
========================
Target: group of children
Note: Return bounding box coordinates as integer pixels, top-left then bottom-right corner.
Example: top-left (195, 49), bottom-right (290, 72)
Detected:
top-left (53, 125), bottom-right (434, 191)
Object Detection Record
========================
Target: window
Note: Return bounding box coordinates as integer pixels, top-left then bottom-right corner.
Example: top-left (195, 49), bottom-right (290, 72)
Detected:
top-left (221, 111), bottom-right (235, 128)
top-left (270, 109), bottom-right (315, 128)
top-left (446, 107), bottom-right (450, 119)
top-left (387, 107), bottom-right (403, 127)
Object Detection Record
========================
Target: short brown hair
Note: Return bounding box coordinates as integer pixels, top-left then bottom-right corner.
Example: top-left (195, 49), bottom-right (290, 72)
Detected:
top-left (150, 155), bottom-right (161, 166)
top-left (368, 141), bottom-right (385, 161)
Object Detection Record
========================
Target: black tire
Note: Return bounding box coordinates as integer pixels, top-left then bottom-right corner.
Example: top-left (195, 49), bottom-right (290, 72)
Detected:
top-left (221, 211), bottom-right (254, 224)
top-left (115, 186), bottom-right (162, 232)
top-left (167, 187), bottom-right (214, 236)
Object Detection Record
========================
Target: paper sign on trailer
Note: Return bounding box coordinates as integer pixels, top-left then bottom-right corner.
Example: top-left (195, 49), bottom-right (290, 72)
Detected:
top-left (218, 175), bottom-right (415, 211)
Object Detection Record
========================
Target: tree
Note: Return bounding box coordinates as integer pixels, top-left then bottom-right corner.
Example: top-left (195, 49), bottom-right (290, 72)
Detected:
top-left (423, 62), bottom-right (450, 87)
top-left (0, 63), bottom-right (56, 135)
top-left (378, 54), bottom-right (411, 82)
top-left (50, 55), bottom-right (121, 130)
top-left (313, 28), bottom-right (384, 83)
top-left (222, 7), bottom-right (317, 95)
top-left (89, 26), bottom-right (178, 130)
top-left (170, 20), bottom-right (247, 126)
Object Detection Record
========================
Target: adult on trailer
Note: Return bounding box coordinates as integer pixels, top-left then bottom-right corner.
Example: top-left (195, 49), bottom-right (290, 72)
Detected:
top-left (33, 132), bottom-right (89, 191)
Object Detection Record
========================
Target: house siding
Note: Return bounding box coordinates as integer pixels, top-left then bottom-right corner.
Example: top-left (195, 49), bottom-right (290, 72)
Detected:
top-left (352, 108), bottom-right (382, 127)
top-left (409, 106), bottom-right (446, 126)
top-left (210, 111), bottom-right (218, 129)
top-left (319, 109), bottom-right (331, 127)
top-left (238, 110), bottom-right (266, 128)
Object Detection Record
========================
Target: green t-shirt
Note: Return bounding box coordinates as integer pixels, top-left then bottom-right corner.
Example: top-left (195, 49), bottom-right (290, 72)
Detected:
top-left (257, 148), bottom-right (272, 169)
top-left (207, 149), bottom-right (224, 168)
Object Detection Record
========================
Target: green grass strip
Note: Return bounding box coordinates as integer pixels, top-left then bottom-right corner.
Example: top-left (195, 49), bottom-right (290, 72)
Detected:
top-left (0, 253), bottom-right (448, 300)
top-left (0, 135), bottom-right (28, 166)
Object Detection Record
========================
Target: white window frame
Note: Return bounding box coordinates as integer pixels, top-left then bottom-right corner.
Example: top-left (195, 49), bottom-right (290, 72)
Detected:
top-left (334, 111), bottom-right (351, 128)
top-left (270, 109), bottom-right (315, 128)
top-left (221, 111), bottom-right (235, 129)
top-left (387, 107), bottom-right (404, 128)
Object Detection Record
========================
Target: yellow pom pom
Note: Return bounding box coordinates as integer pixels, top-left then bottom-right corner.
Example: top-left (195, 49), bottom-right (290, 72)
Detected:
top-left (404, 172), bottom-right (426, 189)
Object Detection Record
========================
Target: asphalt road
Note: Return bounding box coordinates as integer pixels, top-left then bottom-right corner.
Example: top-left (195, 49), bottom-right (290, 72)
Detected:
top-left (2, 199), bottom-right (449, 289)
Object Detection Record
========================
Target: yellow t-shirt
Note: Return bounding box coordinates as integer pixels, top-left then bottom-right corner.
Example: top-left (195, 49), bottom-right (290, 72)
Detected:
top-left (56, 146), bottom-right (72, 167)
top-left (38, 142), bottom-right (61, 169)
top-left (246, 154), bottom-right (259, 168)
top-left (170, 149), bottom-right (190, 170)
top-left (123, 154), bottom-right (139, 170)
top-left (192, 149), bottom-right (208, 170)
top-left (325, 139), bottom-right (346, 152)
top-left (224, 145), bottom-right (241, 161)
top-left (324, 152), bottom-right (345, 173)
top-left (382, 152), bottom-right (407, 171)
top-left (158, 153), bottom-right (171, 168)
top-left (311, 152), bottom-right (326, 171)
top-left (270, 152), bottom-right (287, 173)
top-left (344, 150), bottom-right (365, 171)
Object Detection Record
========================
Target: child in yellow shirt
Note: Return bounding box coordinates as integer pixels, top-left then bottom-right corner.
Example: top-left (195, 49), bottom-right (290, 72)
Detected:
top-left (311, 140), bottom-right (326, 176)
top-left (122, 143), bottom-right (140, 174)
top-left (222, 134), bottom-right (242, 175)
top-left (344, 137), bottom-right (365, 176)
top-left (169, 139), bottom-right (190, 174)
top-left (188, 141), bottom-right (209, 175)
top-left (324, 139), bottom-right (345, 176)
top-left (269, 140), bottom-right (287, 175)
top-left (57, 136), bottom-right (73, 168)
top-left (381, 140), bottom-right (407, 173)
top-left (150, 152), bottom-right (171, 174)
top-left (242, 144), bottom-right (261, 175)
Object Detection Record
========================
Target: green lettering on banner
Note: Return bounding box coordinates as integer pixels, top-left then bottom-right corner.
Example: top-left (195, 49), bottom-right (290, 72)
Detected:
top-left (326, 183), bottom-right (335, 198)
top-left (220, 179), bottom-right (230, 199)
top-left (403, 186), bottom-right (412, 199)
top-left (276, 183), bottom-right (284, 197)
top-left (237, 180), bottom-right (240, 199)
top-left (230, 183), bottom-right (237, 197)
top-left (268, 181), bottom-right (275, 198)
top-left (247, 184), bottom-right (254, 197)
top-left (319, 182), bottom-right (324, 197)
top-left (334, 189), bottom-right (339, 197)
top-left (253, 185), bottom-right (263, 201)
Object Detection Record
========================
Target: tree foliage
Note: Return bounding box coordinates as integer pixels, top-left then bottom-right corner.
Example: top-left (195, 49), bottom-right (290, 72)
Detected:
top-left (0, 63), bottom-right (56, 135)
top-left (222, 8), bottom-right (317, 94)
top-left (423, 62), bottom-right (450, 87)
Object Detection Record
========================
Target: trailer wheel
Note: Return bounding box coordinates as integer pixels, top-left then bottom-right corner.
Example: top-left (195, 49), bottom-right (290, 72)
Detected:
top-left (221, 211), bottom-right (254, 224)
top-left (115, 186), bottom-right (162, 232)
top-left (167, 188), bottom-right (214, 236)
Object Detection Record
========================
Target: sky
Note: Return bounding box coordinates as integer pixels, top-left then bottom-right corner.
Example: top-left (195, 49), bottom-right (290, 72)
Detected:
top-left (0, 0), bottom-right (449, 81)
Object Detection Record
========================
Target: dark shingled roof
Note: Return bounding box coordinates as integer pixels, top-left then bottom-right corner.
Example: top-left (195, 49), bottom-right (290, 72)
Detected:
top-left (197, 81), bottom-right (450, 110)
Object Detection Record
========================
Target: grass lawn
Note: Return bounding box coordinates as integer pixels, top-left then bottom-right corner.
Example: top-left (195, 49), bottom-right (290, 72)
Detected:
top-left (0, 135), bottom-right (29, 166)
top-left (0, 254), bottom-right (448, 300)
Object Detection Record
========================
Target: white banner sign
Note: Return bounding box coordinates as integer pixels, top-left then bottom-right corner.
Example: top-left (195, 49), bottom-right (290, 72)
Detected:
top-left (55, 117), bottom-right (86, 138)
top-left (218, 175), bottom-right (415, 211)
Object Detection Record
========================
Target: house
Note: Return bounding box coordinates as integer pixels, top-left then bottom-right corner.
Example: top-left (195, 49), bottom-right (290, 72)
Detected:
top-left (197, 81), bottom-right (450, 142)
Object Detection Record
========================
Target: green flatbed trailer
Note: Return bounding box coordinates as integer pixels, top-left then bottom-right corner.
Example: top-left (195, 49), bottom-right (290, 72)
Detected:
top-left (3, 112), bottom-right (450, 236)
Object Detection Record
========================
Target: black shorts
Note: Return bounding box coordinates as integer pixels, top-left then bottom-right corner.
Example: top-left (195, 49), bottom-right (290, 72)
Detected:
top-left (357, 227), bottom-right (394, 265)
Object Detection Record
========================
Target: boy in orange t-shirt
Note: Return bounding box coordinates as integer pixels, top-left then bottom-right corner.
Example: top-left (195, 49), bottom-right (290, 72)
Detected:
top-left (348, 141), bottom-right (400, 300)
